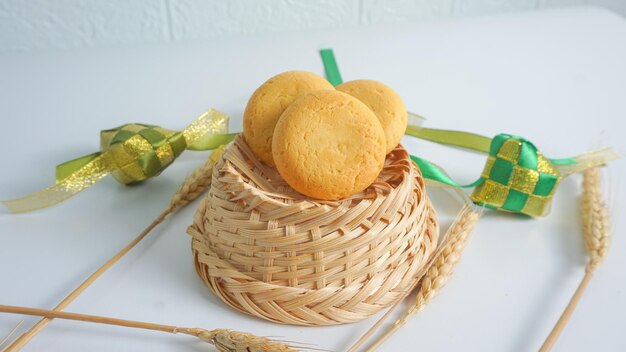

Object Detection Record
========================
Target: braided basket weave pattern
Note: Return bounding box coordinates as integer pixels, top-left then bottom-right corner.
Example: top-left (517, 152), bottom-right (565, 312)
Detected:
top-left (188, 135), bottom-right (439, 325)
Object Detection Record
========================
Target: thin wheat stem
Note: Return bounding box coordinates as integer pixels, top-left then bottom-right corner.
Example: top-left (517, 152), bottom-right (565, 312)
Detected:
top-left (538, 271), bottom-right (593, 352)
top-left (539, 167), bottom-right (610, 352)
top-left (5, 148), bottom-right (224, 351)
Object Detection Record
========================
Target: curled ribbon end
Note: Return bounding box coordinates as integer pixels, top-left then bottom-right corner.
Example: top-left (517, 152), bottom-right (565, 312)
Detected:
top-left (2, 199), bottom-right (43, 214)
top-left (556, 147), bottom-right (622, 177)
top-left (2, 194), bottom-right (67, 214)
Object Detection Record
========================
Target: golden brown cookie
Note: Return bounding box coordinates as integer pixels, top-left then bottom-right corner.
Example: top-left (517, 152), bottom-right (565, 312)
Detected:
top-left (272, 90), bottom-right (386, 200)
top-left (243, 71), bottom-right (334, 165)
top-left (337, 80), bottom-right (408, 154)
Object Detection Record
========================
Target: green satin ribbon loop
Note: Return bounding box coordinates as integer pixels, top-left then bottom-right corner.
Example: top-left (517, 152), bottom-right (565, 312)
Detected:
top-left (410, 155), bottom-right (484, 189)
top-left (320, 48), bottom-right (343, 87)
top-left (550, 157), bottom-right (578, 165)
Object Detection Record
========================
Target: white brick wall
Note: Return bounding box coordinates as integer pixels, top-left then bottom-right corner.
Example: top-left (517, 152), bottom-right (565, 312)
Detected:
top-left (0, 0), bottom-right (624, 53)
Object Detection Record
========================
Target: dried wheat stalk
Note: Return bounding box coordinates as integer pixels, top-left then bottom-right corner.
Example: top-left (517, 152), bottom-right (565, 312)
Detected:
top-left (4, 147), bottom-right (226, 352)
top-left (349, 205), bottom-right (480, 352)
top-left (539, 167), bottom-right (610, 352)
top-left (0, 304), bottom-right (301, 352)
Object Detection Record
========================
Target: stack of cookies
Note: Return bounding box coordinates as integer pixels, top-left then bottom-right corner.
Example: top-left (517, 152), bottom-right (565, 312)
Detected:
top-left (243, 71), bottom-right (408, 200)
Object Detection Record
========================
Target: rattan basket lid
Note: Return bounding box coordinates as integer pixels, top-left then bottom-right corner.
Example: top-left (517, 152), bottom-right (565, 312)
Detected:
top-left (188, 135), bottom-right (439, 325)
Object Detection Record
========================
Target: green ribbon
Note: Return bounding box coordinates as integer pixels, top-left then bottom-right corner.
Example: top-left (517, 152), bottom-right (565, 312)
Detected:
top-left (320, 49), bottom-right (343, 87)
top-left (56, 152), bottom-right (101, 182)
top-left (410, 155), bottom-right (484, 189)
top-left (188, 132), bottom-right (238, 151)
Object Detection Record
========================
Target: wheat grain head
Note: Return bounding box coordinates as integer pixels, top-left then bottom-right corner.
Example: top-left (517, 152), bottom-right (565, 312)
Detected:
top-left (167, 145), bottom-right (226, 212)
top-left (180, 328), bottom-right (300, 352)
top-left (581, 167), bottom-right (610, 272)
top-left (412, 206), bottom-right (480, 315)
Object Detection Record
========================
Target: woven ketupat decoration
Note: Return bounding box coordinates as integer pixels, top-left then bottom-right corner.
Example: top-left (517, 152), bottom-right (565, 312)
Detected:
top-left (471, 134), bottom-right (560, 217)
top-left (406, 126), bottom-right (619, 217)
top-left (3, 109), bottom-right (234, 213)
top-left (99, 123), bottom-right (188, 184)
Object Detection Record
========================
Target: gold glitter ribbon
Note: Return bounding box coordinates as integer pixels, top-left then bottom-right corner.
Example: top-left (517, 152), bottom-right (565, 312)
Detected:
top-left (3, 109), bottom-right (235, 213)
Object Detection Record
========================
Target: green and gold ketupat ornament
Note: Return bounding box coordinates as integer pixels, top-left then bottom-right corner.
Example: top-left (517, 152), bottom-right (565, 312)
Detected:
top-left (406, 126), bottom-right (619, 217)
top-left (3, 109), bottom-right (236, 213)
top-left (472, 134), bottom-right (561, 216)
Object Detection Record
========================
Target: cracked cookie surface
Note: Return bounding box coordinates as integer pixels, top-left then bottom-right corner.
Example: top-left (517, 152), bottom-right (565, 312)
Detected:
top-left (337, 79), bottom-right (407, 154)
top-left (272, 90), bottom-right (386, 200)
top-left (243, 71), bottom-right (334, 165)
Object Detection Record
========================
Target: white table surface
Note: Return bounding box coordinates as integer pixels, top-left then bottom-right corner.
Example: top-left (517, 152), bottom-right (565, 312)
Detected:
top-left (1, 6), bottom-right (625, 352)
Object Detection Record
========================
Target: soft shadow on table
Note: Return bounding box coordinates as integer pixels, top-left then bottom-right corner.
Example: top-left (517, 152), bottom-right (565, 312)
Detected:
top-left (509, 179), bottom-right (587, 352)
top-left (509, 268), bottom-right (580, 352)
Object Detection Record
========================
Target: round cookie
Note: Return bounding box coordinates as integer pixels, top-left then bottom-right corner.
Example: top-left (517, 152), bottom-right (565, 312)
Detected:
top-left (337, 80), bottom-right (408, 154)
top-left (243, 71), bottom-right (334, 165)
top-left (272, 90), bottom-right (387, 200)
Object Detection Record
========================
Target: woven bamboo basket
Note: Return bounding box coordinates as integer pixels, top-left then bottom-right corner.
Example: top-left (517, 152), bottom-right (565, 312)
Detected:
top-left (188, 135), bottom-right (439, 325)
